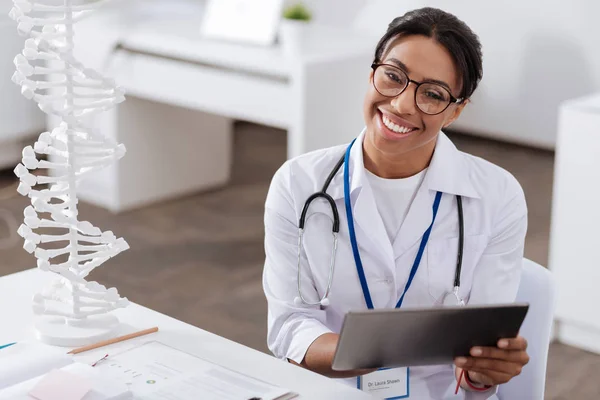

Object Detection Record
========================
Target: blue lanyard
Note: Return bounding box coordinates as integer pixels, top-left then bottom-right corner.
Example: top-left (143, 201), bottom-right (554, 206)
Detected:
top-left (343, 139), bottom-right (442, 309)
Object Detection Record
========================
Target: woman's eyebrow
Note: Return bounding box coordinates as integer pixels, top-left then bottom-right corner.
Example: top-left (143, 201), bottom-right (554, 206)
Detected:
top-left (387, 57), bottom-right (410, 72)
top-left (386, 57), bottom-right (452, 91)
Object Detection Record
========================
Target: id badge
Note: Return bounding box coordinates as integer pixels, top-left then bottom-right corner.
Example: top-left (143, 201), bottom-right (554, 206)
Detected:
top-left (357, 367), bottom-right (409, 399)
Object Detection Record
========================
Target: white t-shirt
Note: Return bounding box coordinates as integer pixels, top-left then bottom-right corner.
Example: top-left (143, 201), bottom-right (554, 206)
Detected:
top-left (365, 168), bottom-right (428, 243)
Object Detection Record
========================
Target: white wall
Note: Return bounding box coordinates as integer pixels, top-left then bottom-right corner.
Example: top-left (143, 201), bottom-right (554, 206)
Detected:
top-left (0, 4), bottom-right (46, 142)
top-left (283, 0), bottom-right (367, 28)
top-left (11, 0), bottom-right (594, 149)
top-left (295, 0), bottom-right (600, 149)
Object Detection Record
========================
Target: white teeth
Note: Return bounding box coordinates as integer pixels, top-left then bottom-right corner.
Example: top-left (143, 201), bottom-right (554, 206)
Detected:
top-left (382, 115), bottom-right (414, 134)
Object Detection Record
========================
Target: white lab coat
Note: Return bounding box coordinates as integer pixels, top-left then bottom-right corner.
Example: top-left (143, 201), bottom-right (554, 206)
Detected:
top-left (263, 130), bottom-right (528, 399)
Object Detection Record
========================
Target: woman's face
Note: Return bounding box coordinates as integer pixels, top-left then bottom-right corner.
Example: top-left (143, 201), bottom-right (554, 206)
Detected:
top-left (363, 34), bottom-right (466, 158)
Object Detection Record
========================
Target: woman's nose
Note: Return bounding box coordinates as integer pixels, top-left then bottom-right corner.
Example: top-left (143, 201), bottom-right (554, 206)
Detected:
top-left (390, 82), bottom-right (418, 115)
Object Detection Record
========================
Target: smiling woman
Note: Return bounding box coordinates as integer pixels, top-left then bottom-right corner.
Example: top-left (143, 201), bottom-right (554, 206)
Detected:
top-left (362, 8), bottom-right (482, 180)
top-left (263, 7), bottom-right (530, 400)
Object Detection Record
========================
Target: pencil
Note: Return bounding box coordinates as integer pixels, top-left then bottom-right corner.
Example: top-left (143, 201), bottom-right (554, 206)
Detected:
top-left (67, 327), bottom-right (159, 355)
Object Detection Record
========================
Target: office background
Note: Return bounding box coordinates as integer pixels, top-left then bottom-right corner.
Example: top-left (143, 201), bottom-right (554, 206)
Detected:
top-left (1, 1), bottom-right (599, 398)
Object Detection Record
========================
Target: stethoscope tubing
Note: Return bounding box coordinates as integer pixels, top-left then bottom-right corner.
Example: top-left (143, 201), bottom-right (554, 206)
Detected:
top-left (295, 140), bottom-right (465, 307)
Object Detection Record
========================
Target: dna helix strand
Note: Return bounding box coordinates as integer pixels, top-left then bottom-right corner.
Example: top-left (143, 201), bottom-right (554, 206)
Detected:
top-left (9, 0), bottom-right (130, 345)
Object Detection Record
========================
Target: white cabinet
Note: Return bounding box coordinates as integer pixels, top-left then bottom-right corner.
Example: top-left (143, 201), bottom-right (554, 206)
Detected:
top-left (66, 2), bottom-right (372, 212)
top-left (549, 93), bottom-right (600, 354)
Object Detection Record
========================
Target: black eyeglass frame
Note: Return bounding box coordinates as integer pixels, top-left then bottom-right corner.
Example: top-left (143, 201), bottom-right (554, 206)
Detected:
top-left (371, 62), bottom-right (465, 115)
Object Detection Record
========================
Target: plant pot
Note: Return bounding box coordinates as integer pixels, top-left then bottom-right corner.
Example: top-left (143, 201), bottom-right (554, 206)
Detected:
top-left (279, 19), bottom-right (310, 56)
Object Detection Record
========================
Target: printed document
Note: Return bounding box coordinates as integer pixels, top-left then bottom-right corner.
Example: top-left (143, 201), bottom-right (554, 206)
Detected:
top-left (95, 341), bottom-right (295, 400)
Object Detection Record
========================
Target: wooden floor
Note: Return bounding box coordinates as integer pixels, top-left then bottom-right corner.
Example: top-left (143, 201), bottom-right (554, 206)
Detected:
top-left (0, 122), bottom-right (598, 399)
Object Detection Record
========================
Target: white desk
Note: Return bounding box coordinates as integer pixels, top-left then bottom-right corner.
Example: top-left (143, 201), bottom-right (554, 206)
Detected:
top-left (549, 93), bottom-right (600, 355)
top-left (70, 1), bottom-right (374, 212)
top-left (0, 269), bottom-right (372, 399)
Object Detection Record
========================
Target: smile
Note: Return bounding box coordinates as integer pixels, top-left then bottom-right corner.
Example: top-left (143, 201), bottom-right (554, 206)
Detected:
top-left (377, 110), bottom-right (419, 139)
top-left (382, 115), bottom-right (417, 134)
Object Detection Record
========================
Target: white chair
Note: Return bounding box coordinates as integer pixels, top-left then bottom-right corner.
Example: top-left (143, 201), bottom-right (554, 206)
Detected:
top-left (497, 258), bottom-right (556, 400)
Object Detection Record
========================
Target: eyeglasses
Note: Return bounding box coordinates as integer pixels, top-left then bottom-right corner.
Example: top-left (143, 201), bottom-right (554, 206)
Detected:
top-left (371, 63), bottom-right (464, 115)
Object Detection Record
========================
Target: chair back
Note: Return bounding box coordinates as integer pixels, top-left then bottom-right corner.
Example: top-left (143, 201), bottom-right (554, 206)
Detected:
top-left (497, 258), bottom-right (556, 399)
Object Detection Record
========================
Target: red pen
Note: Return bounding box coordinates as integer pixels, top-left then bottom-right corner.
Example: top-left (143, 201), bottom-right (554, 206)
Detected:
top-left (91, 354), bottom-right (109, 367)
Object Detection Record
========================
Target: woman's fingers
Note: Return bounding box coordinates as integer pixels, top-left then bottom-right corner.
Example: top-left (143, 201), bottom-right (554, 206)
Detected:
top-left (467, 369), bottom-right (513, 386)
top-left (454, 336), bottom-right (529, 387)
top-left (455, 357), bottom-right (522, 375)
top-left (498, 336), bottom-right (528, 351)
top-left (469, 346), bottom-right (530, 365)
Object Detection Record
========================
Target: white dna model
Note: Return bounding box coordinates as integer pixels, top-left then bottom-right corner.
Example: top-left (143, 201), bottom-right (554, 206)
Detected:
top-left (9, 0), bottom-right (130, 346)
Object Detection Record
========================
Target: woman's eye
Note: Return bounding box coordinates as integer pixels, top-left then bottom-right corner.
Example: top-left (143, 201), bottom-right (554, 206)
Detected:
top-left (426, 91), bottom-right (445, 101)
top-left (385, 72), bottom-right (403, 84)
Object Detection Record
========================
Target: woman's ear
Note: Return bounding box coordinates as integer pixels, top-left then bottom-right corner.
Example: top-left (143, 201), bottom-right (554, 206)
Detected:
top-left (443, 99), bottom-right (469, 129)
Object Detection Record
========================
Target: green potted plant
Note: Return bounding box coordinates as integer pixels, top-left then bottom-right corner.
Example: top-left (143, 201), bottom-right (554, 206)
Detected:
top-left (283, 3), bottom-right (312, 21)
top-left (279, 2), bottom-right (313, 56)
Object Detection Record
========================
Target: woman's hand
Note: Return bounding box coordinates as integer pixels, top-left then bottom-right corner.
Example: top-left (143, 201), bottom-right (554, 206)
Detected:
top-left (454, 336), bottom-right (529, 387)
top-left (290, 333), bottom-right (377, 378)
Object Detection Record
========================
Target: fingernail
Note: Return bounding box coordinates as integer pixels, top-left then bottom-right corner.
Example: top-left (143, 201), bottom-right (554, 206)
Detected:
top-left (455, 357), bottom-right (467, 366)
top-left (471, 348), bottom-right (482, 356)
top-left (498, 340), bottom-right (508, 348)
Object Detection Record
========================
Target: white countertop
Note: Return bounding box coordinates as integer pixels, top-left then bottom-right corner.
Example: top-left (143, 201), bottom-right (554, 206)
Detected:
top-left (561, 92), bottom-right (600, 113)
top-left (89, 0), bottom-right (375, 79)
top-left (119, 18), bottom-right (375, 78)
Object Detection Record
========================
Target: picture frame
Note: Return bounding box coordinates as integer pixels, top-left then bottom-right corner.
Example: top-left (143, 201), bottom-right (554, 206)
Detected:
top-left (200, 0), bottom-right (284, 46)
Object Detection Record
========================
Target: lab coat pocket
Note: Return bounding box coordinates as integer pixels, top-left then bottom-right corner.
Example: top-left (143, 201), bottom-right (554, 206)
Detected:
top-left (426, 234), bottom-right (488, 303)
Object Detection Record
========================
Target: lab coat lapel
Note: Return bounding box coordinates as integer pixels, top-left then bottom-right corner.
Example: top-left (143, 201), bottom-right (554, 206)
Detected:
top-left (329, 131), bottom-right (396, 273)
top-left (352, 176), bottom-right (396, 270)
top-left (392, 132), bottom-right (481, 255)
top-left (426, 133), bottom-right (481, 199)
top-left (392, 179), bottom-right (436, 255)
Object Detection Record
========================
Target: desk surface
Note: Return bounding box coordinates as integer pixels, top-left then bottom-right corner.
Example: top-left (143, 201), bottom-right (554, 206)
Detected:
top-left (0, 269), bottom-right (371, 399)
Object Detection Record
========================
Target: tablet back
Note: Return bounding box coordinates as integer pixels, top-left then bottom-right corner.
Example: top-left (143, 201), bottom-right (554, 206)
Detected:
top-left (332, 303), bottom-right (529, 371)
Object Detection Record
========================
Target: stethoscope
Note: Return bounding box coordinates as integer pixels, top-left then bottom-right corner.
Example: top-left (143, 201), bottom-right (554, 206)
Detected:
top-left (294, 138), bottom-right (465, 309)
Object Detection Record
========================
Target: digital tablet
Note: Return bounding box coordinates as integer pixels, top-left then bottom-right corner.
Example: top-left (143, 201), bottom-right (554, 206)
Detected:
top-left (331, 303), bottom-right (529, 371)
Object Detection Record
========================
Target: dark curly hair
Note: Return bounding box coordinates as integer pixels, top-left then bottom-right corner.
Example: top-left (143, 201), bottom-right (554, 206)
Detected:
top-left (374, 7), bottom-right (483, 100)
